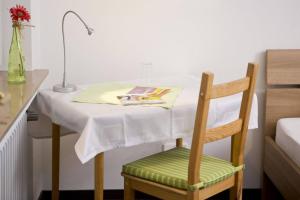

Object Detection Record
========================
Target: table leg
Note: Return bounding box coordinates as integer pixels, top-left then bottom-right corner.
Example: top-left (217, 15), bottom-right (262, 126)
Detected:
top-left (52, 123), bottom-right (60, 200)
top-left (95, 152), bottom-right (104, 200)
top-left (176, 138), bottom-right (183, 147)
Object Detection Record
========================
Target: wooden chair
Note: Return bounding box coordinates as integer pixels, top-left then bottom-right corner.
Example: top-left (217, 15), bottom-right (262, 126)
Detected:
top-left (121, 63), bottom-right (258, 200)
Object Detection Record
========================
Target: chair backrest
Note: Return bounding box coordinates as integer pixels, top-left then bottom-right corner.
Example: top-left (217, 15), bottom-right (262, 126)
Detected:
top-left (187, 63), bottom-right (258, 185)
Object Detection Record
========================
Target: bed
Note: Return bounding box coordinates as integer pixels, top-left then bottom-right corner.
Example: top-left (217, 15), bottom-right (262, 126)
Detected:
top-left (263, 49), bottom-right (300, 200)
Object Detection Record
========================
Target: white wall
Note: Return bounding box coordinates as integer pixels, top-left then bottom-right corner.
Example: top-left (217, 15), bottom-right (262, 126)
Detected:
top-left (18, 0), bottom-right (300, 198)
top-left (0, 0), bottom-right (3, 66)
top-left (29, 0), bottom-right (41, 69)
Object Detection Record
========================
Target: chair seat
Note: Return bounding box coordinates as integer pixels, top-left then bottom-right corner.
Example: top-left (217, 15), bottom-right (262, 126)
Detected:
top-left (122, 147), bottom-right (243, 191)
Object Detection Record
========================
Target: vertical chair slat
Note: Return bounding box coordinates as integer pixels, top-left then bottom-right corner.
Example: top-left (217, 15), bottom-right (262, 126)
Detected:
top-left (188, 72), bottom-right (214, 185)
top-left (230, 63), bottom-right (258, 200)
top-left (231, 63), bottom-right (258, 166)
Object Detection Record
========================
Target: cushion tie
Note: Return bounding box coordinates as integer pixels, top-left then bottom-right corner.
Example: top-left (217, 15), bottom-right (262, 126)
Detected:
top-left (187, 182), bottom-right (204, 191)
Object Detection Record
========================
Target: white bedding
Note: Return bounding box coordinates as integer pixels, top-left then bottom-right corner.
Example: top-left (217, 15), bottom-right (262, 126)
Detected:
top-left (276, 118), bottom-right (300, 167)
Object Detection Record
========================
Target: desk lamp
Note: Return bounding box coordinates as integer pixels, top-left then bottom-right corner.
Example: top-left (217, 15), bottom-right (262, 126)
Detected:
top-left (53, 10), bottom-right (94, 93)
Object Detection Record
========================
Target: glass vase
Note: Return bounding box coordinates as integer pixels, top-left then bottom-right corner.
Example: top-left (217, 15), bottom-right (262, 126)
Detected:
top-left (8, 25), bottom-right (25, 83)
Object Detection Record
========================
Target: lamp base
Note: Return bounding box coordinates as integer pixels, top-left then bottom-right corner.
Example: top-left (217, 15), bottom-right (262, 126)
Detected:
top-left (53, 83), bottom-right (77, 93)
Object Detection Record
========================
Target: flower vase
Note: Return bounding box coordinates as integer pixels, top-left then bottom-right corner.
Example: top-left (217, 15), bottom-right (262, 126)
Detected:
top-left (8, 25), bottom-right (25, 83)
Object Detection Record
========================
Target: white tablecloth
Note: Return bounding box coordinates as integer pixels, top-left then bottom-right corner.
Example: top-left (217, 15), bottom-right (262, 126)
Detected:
top-left (36, 76), bottom-right (258, 164)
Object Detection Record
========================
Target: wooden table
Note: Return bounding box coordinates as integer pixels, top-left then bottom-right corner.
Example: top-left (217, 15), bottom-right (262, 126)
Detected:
top-left (51, 123), bottom-right (104, 200)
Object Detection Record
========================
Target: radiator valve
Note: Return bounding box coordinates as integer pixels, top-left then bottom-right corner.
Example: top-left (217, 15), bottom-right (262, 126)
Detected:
top-left (26, 110), bottom-right (39, 121)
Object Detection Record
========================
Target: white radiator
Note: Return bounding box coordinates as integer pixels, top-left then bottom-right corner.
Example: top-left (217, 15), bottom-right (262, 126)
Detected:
top-left (0, 113), bottom-right (32, 200)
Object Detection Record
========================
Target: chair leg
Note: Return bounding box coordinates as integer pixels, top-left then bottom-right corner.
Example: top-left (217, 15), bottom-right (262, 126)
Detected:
top-left (176, 138), bottom-right (183, 147)
top-left (230, 171), bottom-right (243, 200)
top-left (124, 178), bottom-right (135, 200)
top-left (187, 190), bottom-right (199, 200)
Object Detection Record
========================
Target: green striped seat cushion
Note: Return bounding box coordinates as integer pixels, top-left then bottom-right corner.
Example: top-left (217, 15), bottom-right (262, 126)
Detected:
top-left (122, 147), bottom-right (243, 191)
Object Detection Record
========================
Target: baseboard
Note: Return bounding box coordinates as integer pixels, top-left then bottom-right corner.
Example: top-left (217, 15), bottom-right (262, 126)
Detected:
top-left (38, 190), bottom-right (157, 200)
top-left (38, 189), bottom-right (261, 200)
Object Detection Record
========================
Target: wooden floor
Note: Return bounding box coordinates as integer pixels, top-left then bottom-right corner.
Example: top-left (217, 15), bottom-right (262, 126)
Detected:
top-left (39, 189), bottom-right (266, 200)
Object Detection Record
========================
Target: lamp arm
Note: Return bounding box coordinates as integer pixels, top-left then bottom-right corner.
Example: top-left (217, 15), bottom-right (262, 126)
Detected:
top-left (62, 10), bottom-right (91, 87)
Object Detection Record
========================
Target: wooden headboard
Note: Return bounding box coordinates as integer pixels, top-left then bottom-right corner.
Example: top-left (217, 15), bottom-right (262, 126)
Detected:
top-left (265, 50), bottom-right (300, 138)
top-left (266, 49), bottom-right (300, 85)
